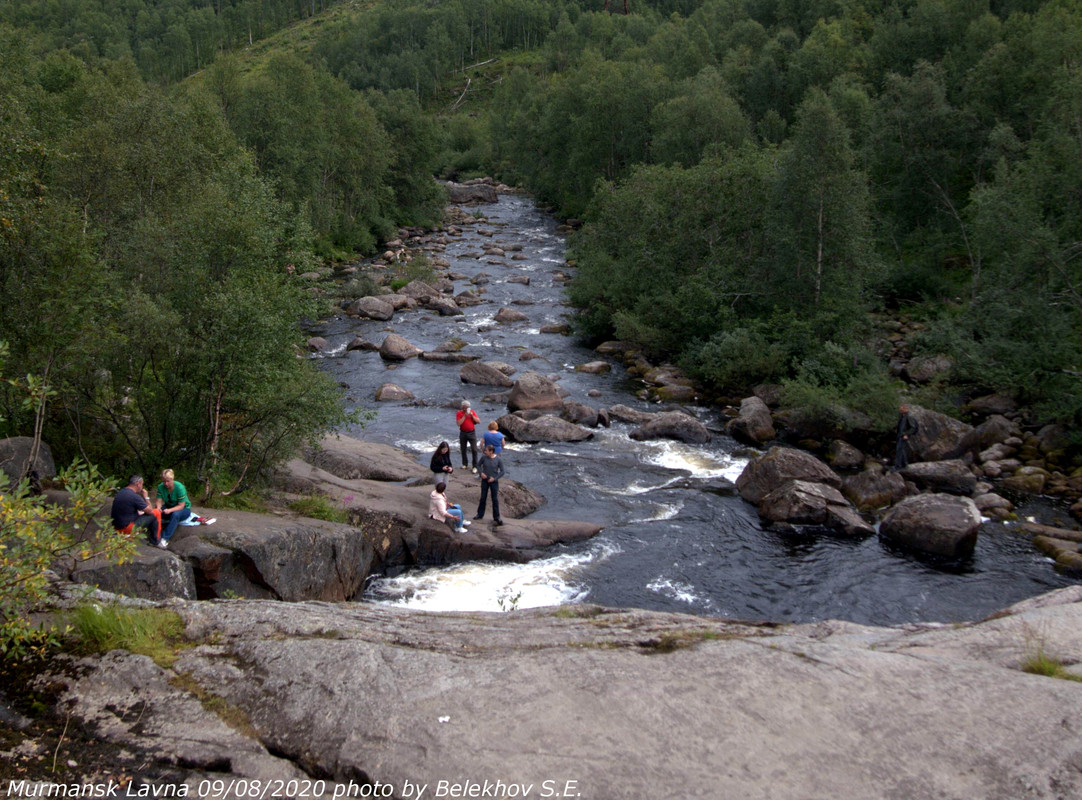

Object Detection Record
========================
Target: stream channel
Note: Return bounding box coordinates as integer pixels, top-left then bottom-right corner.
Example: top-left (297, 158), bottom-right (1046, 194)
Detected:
top-left (313, 193), bottom-right (1077, 626)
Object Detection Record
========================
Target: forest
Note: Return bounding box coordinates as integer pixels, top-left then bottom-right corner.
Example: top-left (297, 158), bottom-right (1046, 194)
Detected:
top-left (2, 0), bottom-right (1082, 494)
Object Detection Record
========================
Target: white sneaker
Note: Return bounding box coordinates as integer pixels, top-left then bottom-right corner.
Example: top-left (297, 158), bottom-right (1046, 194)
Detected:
top-left (158, 540), bottom-right (169, 549)
top-left (461, 520), bottom-right (471, 527)
top-left (471, 467), bottom-right (478, 474)
top-left (454, 526), bottom-right (467, 534)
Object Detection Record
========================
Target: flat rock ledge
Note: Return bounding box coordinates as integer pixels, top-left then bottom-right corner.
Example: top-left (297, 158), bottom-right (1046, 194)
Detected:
top-left (36, 585), bottom-right (1082, 798)
top-left (61, 436), bottom-right (602, 601)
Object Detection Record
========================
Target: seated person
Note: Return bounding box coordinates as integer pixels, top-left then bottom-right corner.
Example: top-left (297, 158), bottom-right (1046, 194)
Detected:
top-left (428, 482), bottom-right (470, 534)
top-left (430, 441), bottom-right (455, 486)
top-left (110, 475), bottom-right (160, 544)
top-left (155, 468), bottom-right (192, 548)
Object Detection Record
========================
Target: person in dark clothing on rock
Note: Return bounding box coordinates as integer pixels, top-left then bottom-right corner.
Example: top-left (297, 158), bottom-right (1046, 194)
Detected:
top-left (474, 444), bottom-right (506, 526)
top-left (894, 404), bottom-right (918, 471)
top-left (110, 475), bottom-right (160, 544)
top-left (430, 441), bottom-right (455, 486)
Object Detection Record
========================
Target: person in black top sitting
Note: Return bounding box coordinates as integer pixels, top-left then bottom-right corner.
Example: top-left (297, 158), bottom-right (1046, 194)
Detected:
top-left (430, 441), bottom-right (454, 486)
top-left (110, 475), bottom-right (160, 544)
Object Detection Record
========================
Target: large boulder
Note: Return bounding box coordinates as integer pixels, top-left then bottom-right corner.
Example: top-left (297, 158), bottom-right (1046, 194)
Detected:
top-left (841, 469), bottom-right (908, 511)
top-left (460, 361), bottom-right (515, 387)
top-left (628, 412), bottom-right (712, 445)
top-left (827, 440), bottom-right (865, 470)
top-left (879, 494), bottom-right (981, 558)
top-left (958, 415), bottom-right (1019, 458)
top-left (562, 401), bottom-right (600, 428)
top-left (906, 406), bottom-right (974, 462)
top-left (423, 296), bottom-right (464, 317)
top-left (508, 372), bottom-right (565, 413)
top-left (607, 404), bottom-right (653, 425)
top-left (71, 545), bottom-right (197, 601)
top-left (378, 334), bottom-right (423, 361)
top-left (0, 436), bottom-right (56, 488)
top-left (495, 307), bottom-right (529, 323)
top-left (497, 414), bottom-right (594, 444)
top-left (899, 460), bottom-right (978, 496)
top-left (308, 436), bottom-right (429, 483)
top-left (346, 296), bottom-right (394, 321)
top-left (759, 480), bottom-right (874, 537)
top-left (400, 280), bottom-right (442, 301)
top-left (375, 383), bottom-right (415, 402)
top-left (736, 447), bottom-right (842, 504)
top-left (726, 397), bottom-right (776, 446)
top-left (446, 181), bottom-right (498, 204)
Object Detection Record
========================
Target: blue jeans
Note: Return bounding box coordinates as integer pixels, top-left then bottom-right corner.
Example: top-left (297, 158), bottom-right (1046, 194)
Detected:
top-left (161, 507), bottom-right (192, 543)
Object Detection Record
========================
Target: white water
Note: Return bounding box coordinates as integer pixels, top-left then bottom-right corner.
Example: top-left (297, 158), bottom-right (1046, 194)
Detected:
top-left (367, 542), bottom-right (620, 612)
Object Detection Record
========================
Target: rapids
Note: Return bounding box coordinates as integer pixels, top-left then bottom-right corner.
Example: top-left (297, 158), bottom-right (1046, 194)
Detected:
top-left (313, 194), bottom-right (1076, 625)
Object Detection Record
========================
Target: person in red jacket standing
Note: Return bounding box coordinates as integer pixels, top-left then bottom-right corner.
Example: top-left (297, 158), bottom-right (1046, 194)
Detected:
top-left (456, 400), bottom-right (481, 474)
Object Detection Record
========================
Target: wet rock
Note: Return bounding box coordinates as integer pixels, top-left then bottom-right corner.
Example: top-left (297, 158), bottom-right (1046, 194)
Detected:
top-left (726, 397), bottom-right (776, 446)
top-left (540, 323), bottom-right (571, 334)
top-left (606, 404), bottom-right (652, 425)
top-left (575, 361), bottom-right (612, 374)
top-left (420, 351), bottom-right (478, 363)
top-left (753, 384), bottom-right (783, 408)
top-left (899, 460), bottom-right (978, 496)
top-left (508, 275), bottom-right (530, 285)
top-left (460, 362), bottom-right (515, 387)
top-left (382, 294), bottom-right (417, 311)
top-left (488, 361), bottom-right (517, 376)
top-left (629, 412), bottom-right (711, 445)
top-left (759, 480), bottom-right (872, 537)
top-left (345, 336), bottom-right (378, 352)
top-left (306, 337), bottom-right (329, 352)
top-left (497, 414), bottom-right (594, 444)
top-left (737, 447), bottom-right (842, 504)
top-left (378, 334), bottom-right (423, 361)
top-left (841, 469), bottom-right (908, 511)
top-left (347, 296), bottom-right (394, 320)
top-left (519, 350), bottom-right (544, 361)
top-left (375, 383), bottom-right (415, 402)
top-left (974, 492), bottom-right (1014, 519)
top-left (455, 290), bottom-right (485, 307)
top-left (495, 307), bottom-right (529, 323)
top-left (508, 372), bottom-right (565, 413)
top-left (827, 440), bottom-right (864, 470)
top-left (879, 494), bottom-right (981, 558)
top-left (424, 296), bottom-right (464, 316)
top-left (562, 401), bottom-right (599, 428)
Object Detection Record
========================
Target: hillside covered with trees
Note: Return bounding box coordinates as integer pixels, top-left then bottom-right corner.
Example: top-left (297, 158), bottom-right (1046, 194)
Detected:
top-left (2, 0), bottom-right (1081, 493)
top-left (312, 0), bottom-right (1082, 437)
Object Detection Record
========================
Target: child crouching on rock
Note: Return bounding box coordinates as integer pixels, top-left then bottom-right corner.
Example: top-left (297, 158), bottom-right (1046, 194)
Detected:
top-left (429, 482), bottom-right (471, 534)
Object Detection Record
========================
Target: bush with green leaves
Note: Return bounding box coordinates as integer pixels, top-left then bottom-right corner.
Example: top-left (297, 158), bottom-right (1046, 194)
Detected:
top-left (0, 462), bottom-right (136, 659)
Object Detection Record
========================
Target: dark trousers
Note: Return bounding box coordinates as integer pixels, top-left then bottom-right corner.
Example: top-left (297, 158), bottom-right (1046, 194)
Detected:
top-left (134, 513), bottom-right (159, 543)
top-left (459, 430), bottom-right (478, 468)
top-left (894, 437), bottom-right (910, 470)
top-left (476, 479), bottom-right (501, 521)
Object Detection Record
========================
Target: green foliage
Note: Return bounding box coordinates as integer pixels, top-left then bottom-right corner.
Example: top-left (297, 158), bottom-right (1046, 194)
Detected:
top-left (288, 495), bottom-right (349, 524)
top-left (0, 462), bottom-right (136, 659)
top-left (70, 604), bottom-right (190, 667)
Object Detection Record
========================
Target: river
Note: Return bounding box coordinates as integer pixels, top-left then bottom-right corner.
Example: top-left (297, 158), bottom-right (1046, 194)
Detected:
top-left (313, 193), bottom-right (1076, 625)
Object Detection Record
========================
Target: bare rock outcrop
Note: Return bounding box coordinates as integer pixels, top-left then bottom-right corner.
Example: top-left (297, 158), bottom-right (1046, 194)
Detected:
top-left (508, 371), bottom-right (565, 413)
top-left (378, 333), bottom-right (423, 361)
top-left (726, 396), bottom-right (776, 446)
